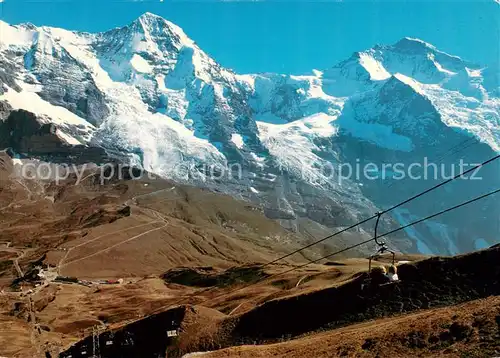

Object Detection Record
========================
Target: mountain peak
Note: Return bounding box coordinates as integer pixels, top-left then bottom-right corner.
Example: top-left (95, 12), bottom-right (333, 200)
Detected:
top-left (128, 12), bottom-right (191, 48)
top-left (393, 37), bottom-right (435, 52)
top-left (133, 12), bottom-right (177, 31)
top-left (138, 12), bottom-right (164, 20)
top-left (133, 12), bottom-right (170, 29)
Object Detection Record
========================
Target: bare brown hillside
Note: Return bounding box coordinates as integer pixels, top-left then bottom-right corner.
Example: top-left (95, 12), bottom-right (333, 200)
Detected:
top-left (58, 245), bottom-right (500, 358)
top-left (192, 296), bottom-right (500, 358)
top-left (1, 152), bottom-right (498, 358)
top-left (0, 152), bottom-right (357, 356)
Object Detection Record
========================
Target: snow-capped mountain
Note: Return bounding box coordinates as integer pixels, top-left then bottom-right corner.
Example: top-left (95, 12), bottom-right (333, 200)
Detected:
top-left (0, 13), bottom-right (498, 255)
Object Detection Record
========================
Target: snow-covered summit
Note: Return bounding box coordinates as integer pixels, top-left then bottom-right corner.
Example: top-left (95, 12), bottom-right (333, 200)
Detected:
top-left (390, 37), bottom-right (445, 55)
top-left (323, 37), bottom-right (485, 96)
top-left (99, 12), bottom-right (195, 59)
top-left (132, 12), bottom-right (191, 42)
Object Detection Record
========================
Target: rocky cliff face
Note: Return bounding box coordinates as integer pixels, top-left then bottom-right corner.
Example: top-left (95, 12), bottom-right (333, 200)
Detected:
top-left (0, 106), bottom-right (109, 164)
top-left (0, 14), bottom-right (498, 254)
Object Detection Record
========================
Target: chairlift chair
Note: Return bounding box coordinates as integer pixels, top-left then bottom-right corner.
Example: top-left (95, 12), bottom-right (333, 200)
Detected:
top-left (368, 243), bottom-right (396, 273)
top-left (361, 212), bottom-right (397, 290)
top-left (368, 211), bottom-right (396, 272)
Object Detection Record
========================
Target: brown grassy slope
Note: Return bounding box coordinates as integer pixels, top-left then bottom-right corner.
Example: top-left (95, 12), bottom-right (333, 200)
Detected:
top-left (0, 153), bottom-right (326, 283)
top-left (193, 296), bottom-right (500, 358)
top-left (59, 247), bottom-right (499, 358)
top-left (229, 245), bottom-right (500, 343)
top-left (0, 152), bottom-right (369, 357)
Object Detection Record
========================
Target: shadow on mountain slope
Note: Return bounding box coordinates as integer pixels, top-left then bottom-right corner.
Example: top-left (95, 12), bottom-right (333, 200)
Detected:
top-left (231, 245), bottom-right (500, 342)
top-left (58, 245), bottom-right (499, 358)
top-left (161, 265), bottom-right (269, 288)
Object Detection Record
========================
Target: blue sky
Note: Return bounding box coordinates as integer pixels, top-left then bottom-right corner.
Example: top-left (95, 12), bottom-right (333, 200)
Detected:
top-left (1, 1), bottom-right (498, 74)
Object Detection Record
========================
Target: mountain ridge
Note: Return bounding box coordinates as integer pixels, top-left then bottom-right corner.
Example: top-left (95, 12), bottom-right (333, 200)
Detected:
top-left (0, 13), bottom-right (498, 255)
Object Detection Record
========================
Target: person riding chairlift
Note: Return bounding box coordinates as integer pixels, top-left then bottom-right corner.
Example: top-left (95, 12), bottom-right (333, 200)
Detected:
top-left (368, 265), bottom-right (399, 287)
top-left (385, 265), bottom-right (399, 282)
top-left (368, 266), bottom-right (390, 286)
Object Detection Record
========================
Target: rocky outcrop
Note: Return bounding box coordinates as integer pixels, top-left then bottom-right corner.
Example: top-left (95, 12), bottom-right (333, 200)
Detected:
top-left (0, 109), bottom-right (109, 164)
top-left (0, 55), bottom-right (22, 95)
top-left (0, 100), bottom-right (13, 121)
top-left (24, 38), bottom-right (109, 125)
